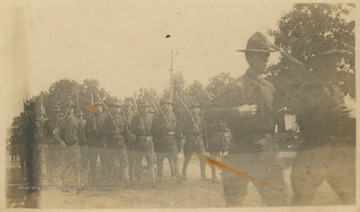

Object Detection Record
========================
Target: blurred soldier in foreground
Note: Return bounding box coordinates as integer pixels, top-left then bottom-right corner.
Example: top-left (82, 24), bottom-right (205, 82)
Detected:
top-left (204, 32), bottom-right (287, 207)
top-left (43, 106), bottom-right (63, 184)
top-left (130, 100), bottom-right (155, 184)
top-left (152, 98), bottom-right (181, 183)
top-left (104, 100), bottom-right (129, 184)
top-left (85, 101), bottom-right (108, 184)
top-left (56, 105), bottom-right (81, 190)
top-left (180, 102), bottom-right (208, 181)
top-left (289, 43), bottom-right (355, 205)
top-left (33, 118), bottom-right (47, 183)
top-left (75, 109), bottom-right (88, 185)
top-left (206, 121), bottom-right (231, 183)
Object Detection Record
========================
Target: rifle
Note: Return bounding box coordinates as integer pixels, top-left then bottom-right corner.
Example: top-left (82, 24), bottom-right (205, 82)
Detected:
top-left (133, 95), bottom-right (140, 114)
top-left (132, 95), bottom-right (146, 130)
top-left (271, 43), bottom-right (305, 68)
top-left (175, 93), bottom-right (198, 129)
top-left (120, 106), bottom-right (132, 144)
top-left (149, 90), bottom-right (169, 125)
top-left (98, 97), bottom-right (121, 133)
top-left (90, 91), bottom-right (97, 130)
top-left (53, 100), bottom-right (74, 135)
top-left (75, 85), bottom-right (80, 109)
top-left (37, 94), bottom-right (47, 123)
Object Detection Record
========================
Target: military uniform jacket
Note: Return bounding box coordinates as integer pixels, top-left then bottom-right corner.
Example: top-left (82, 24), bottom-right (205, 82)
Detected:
top-left (85, 112), bottom-right (108, 146)
top-left (204, 69), bottom-right (276, 143)
top-left (130, 112), bottom-right (154, 150)
top-left (152, 112), bottom-right (181, 152)
top-left (104, 114), bottom-right (127, 149)
top-left (78, 119), bottom-right (87, 145)
top-left (206, 121), bottom-right (230, 153)
top-left (287, 76), bottom-right (355, 148)
top-left (59, 116), bottom-right (80, 146)
top-left (44, 117), bottom-right (63, 144)
top-left (181, 114), bottom-right (207, 147)
top-left (131, 113), bottom-right (153, 136)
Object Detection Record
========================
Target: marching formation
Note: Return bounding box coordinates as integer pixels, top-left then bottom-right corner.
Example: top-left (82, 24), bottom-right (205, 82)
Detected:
top-left (9, 31), bottom-right (355, 207)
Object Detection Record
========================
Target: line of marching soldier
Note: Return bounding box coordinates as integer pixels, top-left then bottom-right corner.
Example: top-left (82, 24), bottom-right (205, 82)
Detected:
top-left (36, 96), bottom-right (231, 193)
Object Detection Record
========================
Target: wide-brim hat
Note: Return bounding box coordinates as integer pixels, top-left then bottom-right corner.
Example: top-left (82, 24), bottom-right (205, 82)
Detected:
top-left (122, 98), bottom-right (133, 106)
top-left (160, 99), bottom-right (174, 105)
top-left (52, 107), bottom-right (61, 112)
top-left (75, 110), bottom-right (86, 116)
top-left (109, 99), bottom-right (122, 108)
top-left (237, 32), bottom-right (277, 53)
top-left (311, 41), bottom-right (346, 59)
top-left (138, 100), bottom-right (150, 107)
top-left (189, 103), bottom-right (201, 109)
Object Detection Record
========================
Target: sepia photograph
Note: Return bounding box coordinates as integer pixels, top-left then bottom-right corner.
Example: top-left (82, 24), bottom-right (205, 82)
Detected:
top-left (1, 0), bottom-right (357, 211)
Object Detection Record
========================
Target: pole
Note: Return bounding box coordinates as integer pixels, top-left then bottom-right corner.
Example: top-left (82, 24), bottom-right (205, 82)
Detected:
top-left (169, 50), bottom-right (174, 102)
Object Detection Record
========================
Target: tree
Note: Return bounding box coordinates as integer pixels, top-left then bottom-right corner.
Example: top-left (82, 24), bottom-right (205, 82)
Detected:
top-left (187, 80), bottom-right (211, 105)
top-left (43, 79), bottom-right (79, 115)
top-left (267, 3), bottom-right (355, 111)
top-left (205, 72), bottom-right (235, 97)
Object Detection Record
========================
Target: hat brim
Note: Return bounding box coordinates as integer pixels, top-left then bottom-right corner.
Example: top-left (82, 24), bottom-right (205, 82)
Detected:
top-left (312, 49), bottom-right (345, 58)
top-left (160, 102), bottom-right (174, 105)
top-left (189, 105), bottom-right (201, 108)
top-left (237, 49), bottom-right (277, 53)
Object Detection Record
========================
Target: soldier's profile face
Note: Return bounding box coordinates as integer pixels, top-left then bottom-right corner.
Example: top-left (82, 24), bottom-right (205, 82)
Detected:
top-left (191, 107), bottom-right (200, 114)
top-left (313, 54), bottom-right (340, 75)
top-left (161, 104), bottom-right (172, 113)
top-left (96, 105), bottom-right (103, 113)
top-left (247, 52), bottom-right (270, 72)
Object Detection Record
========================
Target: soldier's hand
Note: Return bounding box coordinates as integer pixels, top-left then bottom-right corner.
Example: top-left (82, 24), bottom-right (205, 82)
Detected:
top-left (232, 104), bottom-right (257, 117)
top-left (331, 104), bottom-right (356, 119)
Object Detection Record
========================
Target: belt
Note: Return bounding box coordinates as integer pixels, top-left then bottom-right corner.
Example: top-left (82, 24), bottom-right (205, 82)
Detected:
top-left (66, 142), bottom-right (78, 147)
top-left (137, 135), bottom-right (152, 138)
top-left (112, 134), bottom-right (124, 139)
top-left (163, 131), bottom-right (176, 136)
top-left (136, 135), bottom-right (153, 142)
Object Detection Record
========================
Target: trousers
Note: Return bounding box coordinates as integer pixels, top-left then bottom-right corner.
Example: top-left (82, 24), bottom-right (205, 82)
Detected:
top-left (291, 145), bottom-right (355, 205)
top-left (222, 134), bottom-right (287, 207)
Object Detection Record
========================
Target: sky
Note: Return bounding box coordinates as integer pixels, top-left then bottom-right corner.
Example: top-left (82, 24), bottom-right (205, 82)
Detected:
top-left (0, 0), bottom-right (355, 128)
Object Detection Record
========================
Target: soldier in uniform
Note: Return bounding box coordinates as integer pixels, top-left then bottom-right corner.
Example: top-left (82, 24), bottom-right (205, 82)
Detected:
top-left (152, 98), bottom-right (181, 183)
top-left (289, 43), bottom-right (355, 205)
top-left (56, 105), bottom-right (81, 189)
top-left (104, 99), bottom-right (129, 184)
top-left (204, 32), bottom-right (287, 206)
top-left (85, 101), bottom-right (108, 184)
top-left (206, 121), bottom-right (231, 183)
top-left (130, 100), bottom-right (155, 184)
top-left (122, 98), bottom-right (137, 182)
top-left (75, 109), bottom-right (88, 185)
top-left (180, 102), bottom-right (208, 181)
top-left (43, 106), bottom-right (63, 184)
